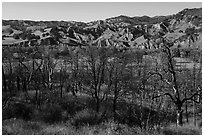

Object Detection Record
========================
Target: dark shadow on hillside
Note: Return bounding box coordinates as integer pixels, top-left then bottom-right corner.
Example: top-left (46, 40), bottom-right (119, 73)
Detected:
top-left (3, 91), bottom-right (177, 128)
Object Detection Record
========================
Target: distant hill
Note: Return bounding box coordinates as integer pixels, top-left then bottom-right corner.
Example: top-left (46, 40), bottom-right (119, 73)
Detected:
top-left (2, 8), bottom-right (202, 51)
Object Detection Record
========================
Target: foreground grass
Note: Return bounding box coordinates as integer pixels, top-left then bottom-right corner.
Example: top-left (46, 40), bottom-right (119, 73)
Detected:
top-left (162, 123), bottom-right (202, 135)
top-left (2, 118), bottom-right (201, 135)
top-left (3, 119), bottom-right (76, 135)
top-left (2, 118), bottom-right (160, 135)
top-left (2, 91), bottom-right (202, 135)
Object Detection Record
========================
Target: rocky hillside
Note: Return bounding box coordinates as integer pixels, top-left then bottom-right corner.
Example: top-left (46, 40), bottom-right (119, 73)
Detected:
top-left (2, 8), bottom-right (202, 50)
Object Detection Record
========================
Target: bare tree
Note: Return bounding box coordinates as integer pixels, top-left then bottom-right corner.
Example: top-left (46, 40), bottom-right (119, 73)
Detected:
top-left (149, 40), bottom-right (201, 126)
top-left (17, 50), bottom-right (43, 103)
top-left (107, 51), bottom-right (130, 121)
top-left (41, 48), bottom-right (58, 91)
top-left (82, 46), bottom-right (110, 113)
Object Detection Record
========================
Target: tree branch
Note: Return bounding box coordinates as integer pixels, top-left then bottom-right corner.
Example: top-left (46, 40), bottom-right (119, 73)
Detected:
top-left (152, 92), bottom-right (176, 103)
top-left (182, 92), bottom-right (201, 104)
top-left (18, 60), bottom-right (29, 71)
top-left (147, 72), bottom-right (171, 85)
top-left (2, 95), bottom-right (13, 110)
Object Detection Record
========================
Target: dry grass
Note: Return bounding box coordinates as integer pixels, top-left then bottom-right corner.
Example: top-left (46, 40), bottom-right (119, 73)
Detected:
top-left (162, 123), bottom-right (202, 135)
top-left (2, 90), bottom-right (201, 135)
top-left (4, 118), bottom-right (201, 135)
top-left (2, 118), bottom-right (161, 135)
top-left (2, 118), bottom-right (77, 135)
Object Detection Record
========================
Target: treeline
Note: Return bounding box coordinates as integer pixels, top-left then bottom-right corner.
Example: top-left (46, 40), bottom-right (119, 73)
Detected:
top-left (2, 42), bottom-right (202, 128)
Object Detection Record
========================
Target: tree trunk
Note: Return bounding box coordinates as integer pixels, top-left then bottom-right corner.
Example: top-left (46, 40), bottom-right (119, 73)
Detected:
top-left (140, 91), bottom-right (144, 129)
top-left (74, 81), bottom-right (78, 93)
top-left (59, 69), bottom-right (63, 98)
top-left (193, 101), bottom-right (196, 126)
top-left (17, 76), bottom-right (20, 91)
top-left (8, 60), bottom-right (13, 94)
top-left (113, 96), bottom-right (117, 121)
top-left (185, 93), bottom-right (188, 123)
top-left (35, 89), bottom-right (38, 106)
top-left (94, 82), bottom-right (100, 113)
top-left (71, 83), bottom-right (76, 96)
top-left (113, 82), bottom-right (118, 122)
top-left (96, 97), bottom-right (100, 113)
top-left (23, 78), bottom-right (29, 102)
top-left (23, 78), bottom-right (27, 92)
top-left (176, 105), bottom-right (183, 126)
top-left (185, 102), bottom-right (188, 123)
top-left (60, 85), bottom-right (63, 98)
top-left (2, 66), bottom-right (7, 92)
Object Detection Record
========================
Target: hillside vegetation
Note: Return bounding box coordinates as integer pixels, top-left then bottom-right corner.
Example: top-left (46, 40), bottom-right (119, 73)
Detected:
top-left (2, 8), bottom-right (202, 135)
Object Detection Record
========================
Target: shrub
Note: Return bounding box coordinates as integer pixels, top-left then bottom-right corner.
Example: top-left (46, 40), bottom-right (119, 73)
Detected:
top-left (40, 103), bottom-right (63, 123)
top-left (59, 97), bottom-right (85, 116)
top-left (3, 102), bottom-right (32, 120)
top-left (71, 109), bottom-right (100, 127)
